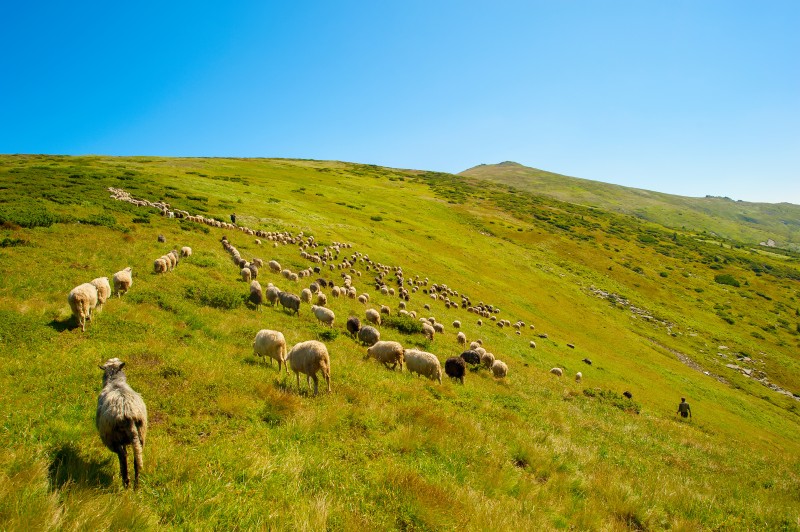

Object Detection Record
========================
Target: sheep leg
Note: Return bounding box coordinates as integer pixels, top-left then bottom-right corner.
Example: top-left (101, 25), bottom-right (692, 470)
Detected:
top-left (131, 422), bottom-right (144, 490)
top-left (311, 374), bottom-right (319, 396)
top-left (115, 444), bottom-right (130, 488)
top-left (295, 371), bottom-right (301, 391)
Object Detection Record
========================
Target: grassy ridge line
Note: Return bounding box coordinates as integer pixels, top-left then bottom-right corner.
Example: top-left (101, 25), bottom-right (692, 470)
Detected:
top-left (0, 155), bottom-right (798, 529)
top-left (460, 161), bottom-right (800, 249)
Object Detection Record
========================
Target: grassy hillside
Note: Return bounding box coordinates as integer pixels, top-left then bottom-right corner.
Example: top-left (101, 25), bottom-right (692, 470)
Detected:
top-left (1, 154), bottom-right (799, 530)
top-left (460, 161), bottom-right (800, 250)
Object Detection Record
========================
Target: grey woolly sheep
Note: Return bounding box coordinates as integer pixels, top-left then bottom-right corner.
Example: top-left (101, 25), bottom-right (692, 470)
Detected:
top-left (550, 367), bottom-right (563, 377)
top-left (316, 293), bottom-right (328, 306)
top-left (278, 291), bottom-right (301, 315)
top-left (266, 284), bottom-right (281, 306)
top-left (68, 282), bottom-right (98, 332)
top-left (481, 351), bottom-right (495, 369)
top-left (445, 357), bottom-right (466, 384)
top-left (241, 268), bottom-right (252, 282)
top-left (358, 294), bottom-right (368, 304)
top-left (112, 267), bottom-right (133, 297)
top-left (380, 305), bottom-right (390, 315)
top-left (96, 358), bottom-right (148, 489)
top-left (365, 308), bottom-right (381, 326)
top-left (460, 350), bottom-right (481, 366)
top-left (452, 320), bottom-right (461, 329)
top-left (311, 305), bottom-right (335, 326)
top-left (287, 340), bottom-right (331, 395)
top-left (491, 360), bottom-right (508, 378)
top-left (90, 277), bottom-right (111, 310)
top-left (404, 349), bottom-right (442, 384)
top-left (357, 325), bottom-right (380, 346)
top-left (433, 322), bottom-right (444, 333)
top-left (154, 258), bottom-right (168, 274)
top-left (422, 322), bottom-right (435, 340)
top-left (346, 316), bottom-right (361, 336)
top-left (456, 331), bottom-right (467, 345)
top-left (157, 234), bottom-right (166, 243)
top-left (249, 280), bottom-right (265, 310)
top-left (529, 341), bottom-right (537, 348)
top-left (366, 341), bottom-right (404, 370)
top-left (253, 329), bottom-right (287, 372)
top-left (301, 288), bottom-right (313, 303)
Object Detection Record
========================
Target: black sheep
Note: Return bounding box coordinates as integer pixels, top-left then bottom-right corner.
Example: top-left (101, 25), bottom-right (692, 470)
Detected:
top-left (460, 350), bottom-right (481, 366)
top-left (623, 391), bottom-right (633, 399)
top-left (346, 316), bottom-right (361, 336)
top-left (445, 357), bottom-right (466, 384)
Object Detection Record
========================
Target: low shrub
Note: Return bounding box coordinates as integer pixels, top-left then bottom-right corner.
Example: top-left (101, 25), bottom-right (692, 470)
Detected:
top-left (184, 283), bottom-right (243, 310)
top-left (384, 315), bottom-right (424, 335)
top-left (714, 274), bottom-right (740, 287)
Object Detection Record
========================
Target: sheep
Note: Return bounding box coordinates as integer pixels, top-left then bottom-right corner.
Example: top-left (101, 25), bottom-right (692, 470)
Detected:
top-left (309, 282), bottom-right (320, 294)
top-left (154, 258), bottom-right (168, 274)
top-left (357, 325), bottom-right (380, 346)
top-left (460, 350), bottom-right (481, 366)
top-left (287, 340), bottom-right (331, 395)
top-left (433, 322), bottom-right (444, 333)
top-left (623, 391), bottom-right (633, 399)
top-left (180, 246), bottom-right (192, 257)
top-left (96, 358), bottom-right (148, 489)
top-left (358, 294), bottom-right (368, 304)
top-left (90, 277), bottom-right (111, 311)
top-left (269, 260), bottom-right (282, 273)
top-left (529, 341), bottom-right (537, 348)
top-left (491, 360), bottom-right (508, 378)
top-left (469, 341), bottom-right (480, 350)
top-left (366, 341), bottom-right (404, 370)
top-left (266, 285), bottom-right (281, 307)
top-left (278, 291), bottom-right (301, 315)
top-left (422, 322), bottom-right (435, 340)
top-left (157, 234), bottom-right (166, 243)
top-left (346, 316), bottom-right (361, 336)
top-left (68, 282), bottom-right (98, 332)
top-left (365, 308), bottom-right (381, 326)
top-left (582, 358), bottom-right (592, 365)
top-left (477, 319), bottom-right (483, 326)
top-left (300, 288), bottom-right (313, 303)
top-left (249, 280), bottom-right (265, 310)
top-left (456, 331), bottom-right (467, 345)
top-left (481, 351), bottom-right (495, 369)
top-left (575, 371), bottom-right (582, 382)
top-left (311, 305), bottom-right (335, 327)
top-left (253, 329), bottom-right (287, 372)
top-left (112, 267), bottom-right (133, 297)
top-left (240, 268), bottom-right (252, 283)
top-left (550, 367), bottom-right (563, 377)
top-left (316, 293), bottom-right (328, 306)
top-left (331, 286), bottom-right (341, 298)
top-left (248, 264), bottom-right (259, 280)
top-left (445, 357), bottom-right (466, 384)
top-left (380, 305), bottom-right (391, 315)
top-left (404, 349), bottom-right (442, 384)
top-left (452, 320), bottom-right (461, 329)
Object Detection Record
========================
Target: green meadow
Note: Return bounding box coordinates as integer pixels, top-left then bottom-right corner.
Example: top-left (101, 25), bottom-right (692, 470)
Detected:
top-left (0, 154), bottom-right (798, 530)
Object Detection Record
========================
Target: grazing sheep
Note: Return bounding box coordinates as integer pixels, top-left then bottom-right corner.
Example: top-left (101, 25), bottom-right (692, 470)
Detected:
top-left (469, 341), bottom-right (480, 350)
top-left (433, 322), bottom-right (444, 333)
top-left (311, 305), bottom-right (335, 326)
top-left (623, 391), bottom-right (633, 399)
top-left (365, 308), bottom-right (381, 326)
top-left (331, 286), bottom-right (341, 298)
top-left (422, 322), bottom-right (435, 340)
top-left (269, 260), bottom-right (282, 273)
top-left (153, 258), bottom-right (168, 274)
top-left (249, 280), bottom-right (265, 310)
top-left (248, 264), bottom-right (259, 280)
top-left (380, 305), bottom-right (390, 315)
top-left (575, 371), bottom-right (582, 382)
top-left (112, 267), bottom-right (133, 297)
top-left (287, 340), bottom-right (331, 395)
top-left (309, 282), bottom-right (320, 294)
top-left (278, 291), bottom-right (301, 315)
top-left (316, 293), bottom-right (328, 306)
top-left (456, 331), bottom-right (467, 345)
top-left (460, 350), bottom-right (481, 366)
top-left (491, 360), bottom-right (508, 378)
top-left (358, 294), bottom-right (368, 304)
top-left (266, 285), bottom-right (281, 307)
top-left (366, 341), bottom-right (405, 370)
top-left (550, 367), bottom-right (563, 377)
top-left (300, 288), bottom-right (313, 303)
top-left (346, 316), bottom-right (361, 336)
top-left (529, 341), bottom-right (537, 348)
top-left (96, 358), bottom-right (148, 489)
top-left (68, 282), bottom-right (98, 332)
top-left (481, 351), bottom-right (495, 369)
top-left (582, 358), bottom-right (592, 365)
top-left (90, 277), bottom-right (111, 311)
top-left (181, 246), bottom-right (192, 257)
top-left (477, 319), bottom-right (483, 326)
top-left (157, 234), bottom-right (165, 243)
top-left (241, 268), bottom-right (252, 283)
top-left (452, 320), bottom-right (461, 329)
top-left (404, 349), bottom-right (442, 384)
top-left (253, 329), bottom-right (287, 372)
top-left (357, 325), bottom-right (380, 346)
top-left (567, 343), bottom-right (575, 349)
top-left (445, 357), bottom-right (466, 384)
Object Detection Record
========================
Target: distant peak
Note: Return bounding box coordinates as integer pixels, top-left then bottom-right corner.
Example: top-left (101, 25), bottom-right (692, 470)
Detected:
top-left (497, 161), bottom-right (523, 167)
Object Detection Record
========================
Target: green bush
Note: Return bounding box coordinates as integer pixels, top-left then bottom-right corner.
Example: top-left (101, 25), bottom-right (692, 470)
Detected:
top-left (714, 274), bottom-right (740, 287)
top-left (0, 203), bottom-right (65, 228)
top-left (185, 283), bottom-right (243, 310)
top-left (583, 388), bottom-right (640, 414)
top-left (384, 315), bottom-right (424, 335)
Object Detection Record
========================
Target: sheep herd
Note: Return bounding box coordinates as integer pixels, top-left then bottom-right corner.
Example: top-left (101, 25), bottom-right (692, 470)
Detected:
top-left (82, 186), bottom-right (592, 489)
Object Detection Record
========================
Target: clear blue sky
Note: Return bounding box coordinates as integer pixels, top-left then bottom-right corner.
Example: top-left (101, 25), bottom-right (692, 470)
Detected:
top-left (2, 1), bottom-right (798, 204)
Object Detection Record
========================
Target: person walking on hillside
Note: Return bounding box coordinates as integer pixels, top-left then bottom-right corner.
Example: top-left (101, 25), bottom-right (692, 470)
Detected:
top-left (677, 397), bottom-right (692, 419)
top-left (230, 213), bottom-right (236, 225)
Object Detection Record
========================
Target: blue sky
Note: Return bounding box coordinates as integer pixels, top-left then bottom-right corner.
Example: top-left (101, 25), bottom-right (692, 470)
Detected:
top-left (1, 1), bottom-right (798, 204)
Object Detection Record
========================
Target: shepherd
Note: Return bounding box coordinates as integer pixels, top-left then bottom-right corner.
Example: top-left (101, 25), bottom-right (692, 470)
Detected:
top-left (677, 397), bottom-right (692, 419)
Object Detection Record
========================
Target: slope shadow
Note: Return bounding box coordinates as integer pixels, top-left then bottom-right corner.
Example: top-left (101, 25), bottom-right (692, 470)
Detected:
top-left (48, 443), bottom-right (113, 490)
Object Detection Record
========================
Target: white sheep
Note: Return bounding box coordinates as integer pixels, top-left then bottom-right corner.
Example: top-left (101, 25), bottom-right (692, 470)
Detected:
top-left (550, 367), bottom-right (563, 377)
top-left (181, 246), bottom-right (192, 257)
top-left (112, 267), bottom-right (133, 297)
top-left (365, 308), bottom-right (381, 326)
top-left (422, 322), bottom-right (435, 340)
top-left (575, 371), bottom-right (582, 382)
top-left (241, 268), bottom-right (252, 282)
top-left (456, 331), bottom-right (467, 345)
top-left (529, 341), bottom-right (537, 348)
top-left (316, 293), bottom-right (328, 306)
top-left (253, 329), bottom-right (287, 372)
top-left (287, 340), bottom-right (331, 395)
top-left (90, 277), bottom-right (111, 311)
top-left (366, 341), bottom-right (405, 370)
top-left (68, 282), bottom-right (98, 332)
top-left (491, 360), bottom-right (508, 378)
top-left (452, 320), bottom-right (461, 328)
top-left (481, 351), bottom-right (495, 369)
top-left (311, 305), bottom-right (335, 327)
top-left (433, 322), bottom-right (444, 333)
top-left (300, 288), bottom-right (313, 303)
top-left (404, 349), bottom-right (442, 384)
top-left (154, 258), bottom-right (168, 274)
top-left (96, 358), bottom-right (148, 489)
top-left (269, 260), bottom-right (282, 273)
